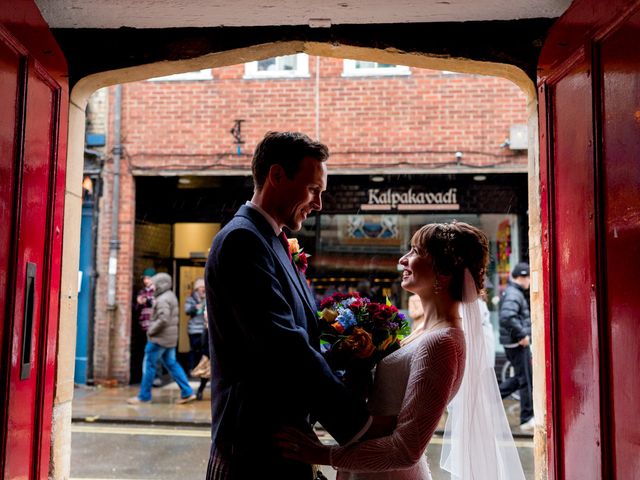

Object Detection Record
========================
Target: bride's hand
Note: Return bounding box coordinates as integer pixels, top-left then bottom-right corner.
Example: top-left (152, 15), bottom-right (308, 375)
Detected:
top-left (275, 426), bottom-right (332, 465)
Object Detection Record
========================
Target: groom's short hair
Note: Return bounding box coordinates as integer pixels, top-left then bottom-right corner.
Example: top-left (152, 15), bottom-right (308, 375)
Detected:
top-left (252, 131), bottom-right (329, 191)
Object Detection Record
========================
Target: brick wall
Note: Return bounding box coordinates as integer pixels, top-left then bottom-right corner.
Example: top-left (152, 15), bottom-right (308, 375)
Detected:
top-left (92, 156), bottom-right (136, 382)
top-left (92, 56), bottom-right (528, 382)
top-left (121, 57), bottom-right (527, 173)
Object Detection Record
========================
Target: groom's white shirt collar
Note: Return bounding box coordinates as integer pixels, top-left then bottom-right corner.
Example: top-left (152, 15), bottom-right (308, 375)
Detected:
top-left (246, 201), bottom-right (281, 236)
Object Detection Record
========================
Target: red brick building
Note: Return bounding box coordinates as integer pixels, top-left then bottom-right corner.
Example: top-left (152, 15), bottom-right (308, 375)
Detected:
top-left (86, 54), bottom-right (528, 383)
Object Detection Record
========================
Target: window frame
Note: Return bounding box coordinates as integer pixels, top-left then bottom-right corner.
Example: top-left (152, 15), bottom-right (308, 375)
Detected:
top-left (342, 59), bottom-right (411, 77)
top-left (147, 69), bottom-right (213, 82)
top-left (244, 53), bottom-right (310, 79)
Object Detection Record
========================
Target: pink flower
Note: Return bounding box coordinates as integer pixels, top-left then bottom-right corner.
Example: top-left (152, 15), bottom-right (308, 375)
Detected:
top-left (297, 252), bottom-right (308, 274)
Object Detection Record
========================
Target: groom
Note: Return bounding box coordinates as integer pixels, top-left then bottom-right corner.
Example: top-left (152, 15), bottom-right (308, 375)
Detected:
top-left (204, 132), bottom-right (371, 479)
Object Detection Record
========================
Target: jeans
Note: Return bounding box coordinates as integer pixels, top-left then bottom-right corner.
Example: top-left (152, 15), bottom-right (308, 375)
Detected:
top-left (499, 345), bottom-right (534, 423)
top-left (141, 355), bottom-right (164, 381)
top-left (138, 341), bottom-right (194, 401)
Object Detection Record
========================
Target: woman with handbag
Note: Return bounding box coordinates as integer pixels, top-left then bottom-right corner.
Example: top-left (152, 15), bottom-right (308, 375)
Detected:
top-left (185, 278), bottom-right (210, 400)
top-left (191, 328), bottom-right (210, 400)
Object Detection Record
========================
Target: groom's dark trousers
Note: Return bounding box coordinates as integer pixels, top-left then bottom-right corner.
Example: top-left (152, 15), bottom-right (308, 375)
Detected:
top-left (204, 205), bottom-right (369, 479)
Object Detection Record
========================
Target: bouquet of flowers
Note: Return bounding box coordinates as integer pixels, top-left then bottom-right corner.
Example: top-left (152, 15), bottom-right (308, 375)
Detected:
top-left (318, 292), bottom-right (410, 399)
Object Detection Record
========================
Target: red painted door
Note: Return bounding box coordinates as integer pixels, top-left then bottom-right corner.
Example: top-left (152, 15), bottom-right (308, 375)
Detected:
top-left (0, 1), bottom-right (67, 478)
top-left (599, 11), bottom-right (640, 479)
top-left (539, 0), bottom-right (640, 478)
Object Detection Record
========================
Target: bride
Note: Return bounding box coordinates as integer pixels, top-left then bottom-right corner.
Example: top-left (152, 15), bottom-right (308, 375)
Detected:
top-left (277, 222), bottom-right (526, 480)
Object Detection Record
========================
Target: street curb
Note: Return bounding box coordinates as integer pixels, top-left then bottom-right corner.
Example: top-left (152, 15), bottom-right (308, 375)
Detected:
top-left (433, 429), bottom-right (533, 440)
top-left (71, 416), bottom-right (212, 428)
top-left (71, 417), bottom-right (534, 439)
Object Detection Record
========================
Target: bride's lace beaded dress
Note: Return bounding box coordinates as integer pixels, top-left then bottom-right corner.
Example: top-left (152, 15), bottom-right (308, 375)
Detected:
top-left (333, 327), bottom-right (465, 480)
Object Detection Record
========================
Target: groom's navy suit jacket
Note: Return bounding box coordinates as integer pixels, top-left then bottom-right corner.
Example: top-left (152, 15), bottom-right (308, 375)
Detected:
top-left (205, 205), bottom-right (368, 479)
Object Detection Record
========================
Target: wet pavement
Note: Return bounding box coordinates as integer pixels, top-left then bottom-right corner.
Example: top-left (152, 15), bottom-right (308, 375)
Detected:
top-left (73, 382), bottom-right (212, 426)
top-left (71, 382), bottom-right (534, 478)
top-left (71, 423), bottom-right (211, 479)
top-left (70, 422), bottom-right (534, 479)
top-left (73, 382), bottom-right (533, 437)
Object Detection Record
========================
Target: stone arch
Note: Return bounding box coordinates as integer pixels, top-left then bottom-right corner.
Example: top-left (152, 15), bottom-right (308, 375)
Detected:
top-left (58, 40), bottom-right (544, 478)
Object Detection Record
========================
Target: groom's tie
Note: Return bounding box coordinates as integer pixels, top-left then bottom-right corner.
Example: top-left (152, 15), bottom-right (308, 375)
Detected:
top-left (278, 231), bottom-right (293, 262)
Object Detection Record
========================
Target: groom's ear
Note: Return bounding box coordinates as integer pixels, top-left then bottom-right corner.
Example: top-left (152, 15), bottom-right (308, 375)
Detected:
top-left (267, 164), bottom-right (285, 186)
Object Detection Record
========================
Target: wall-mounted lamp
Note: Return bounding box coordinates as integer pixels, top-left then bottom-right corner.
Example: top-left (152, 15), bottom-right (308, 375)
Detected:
top-left (473, 175), bottom-right (487, 182)
top-left (370, 175), bottom-right (385, 183)
top-left (82, 176), bottom-right (93, 194)
top-left (230, 119), bottom-right (245, 155)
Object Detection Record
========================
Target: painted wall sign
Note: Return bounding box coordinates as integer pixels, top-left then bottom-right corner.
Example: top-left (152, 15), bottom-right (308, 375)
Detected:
top-left (362, 187), bottom-right (459, 211)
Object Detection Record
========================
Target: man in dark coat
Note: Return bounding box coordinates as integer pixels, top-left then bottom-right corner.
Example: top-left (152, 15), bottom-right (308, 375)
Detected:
top-left (499, 262), bottom-right (534, 430)
top-left (204, 132), bottom-right (370, 479)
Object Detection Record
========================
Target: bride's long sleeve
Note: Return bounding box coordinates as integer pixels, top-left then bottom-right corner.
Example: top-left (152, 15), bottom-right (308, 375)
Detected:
top-left (330, 332), bottom-right (464, 473)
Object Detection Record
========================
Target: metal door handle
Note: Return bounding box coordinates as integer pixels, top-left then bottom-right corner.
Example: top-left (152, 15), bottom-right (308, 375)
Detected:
top-left (20, 262), bottom-right (36, 380)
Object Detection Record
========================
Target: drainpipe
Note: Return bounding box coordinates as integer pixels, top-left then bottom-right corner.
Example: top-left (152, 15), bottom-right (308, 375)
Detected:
top-left (107, 85), bottom-right (122, 309)
top-left (314, 56), bottom-right (322, 255)
top-left (105, 85), bottom-right (122, 379)
top-left (315, 55), bottom-right (321, 141)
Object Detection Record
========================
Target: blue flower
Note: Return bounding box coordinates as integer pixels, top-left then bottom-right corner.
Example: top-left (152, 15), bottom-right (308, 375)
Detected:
top-left (343, 297), bottom-right (359, 307)
top-left (336, 308), bottom-right (357, 330)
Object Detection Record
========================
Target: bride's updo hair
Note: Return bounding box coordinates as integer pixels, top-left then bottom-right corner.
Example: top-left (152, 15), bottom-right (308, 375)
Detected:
top-left (411, 221), bottom-right (489, 301)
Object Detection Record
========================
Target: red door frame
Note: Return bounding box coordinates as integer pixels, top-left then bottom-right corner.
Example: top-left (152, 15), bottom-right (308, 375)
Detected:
top-left (538, 0), bottom-right (640, 478)
top-left (0, 0), bottom-right (68, 477)
top-left (3, 0), bottom-right (640, 478)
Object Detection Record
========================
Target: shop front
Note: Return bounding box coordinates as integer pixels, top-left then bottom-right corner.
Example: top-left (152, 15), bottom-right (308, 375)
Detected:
top-left (294, 173), bottom-right (528, 350)
top-left (132, 171), bottom-right (527, 374)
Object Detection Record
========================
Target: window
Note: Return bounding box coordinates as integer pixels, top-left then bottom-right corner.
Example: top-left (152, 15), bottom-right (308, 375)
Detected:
top-left (342, 60), bottom-right (411, 77)
top-left (244, 53), bottom-right (310, 79)
top-left (147, 69), bottom-right (213, 82)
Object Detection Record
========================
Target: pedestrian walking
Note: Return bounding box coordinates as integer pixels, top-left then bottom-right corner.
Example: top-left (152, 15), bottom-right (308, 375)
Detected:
top-left (128, 272), bottom-right (196, 405)
top-left (133, 267), bottom-right (165, 386)
top-left (134, 267), bottom-right (156, 331)
top-left (498, 262), bottom-right (534, 430)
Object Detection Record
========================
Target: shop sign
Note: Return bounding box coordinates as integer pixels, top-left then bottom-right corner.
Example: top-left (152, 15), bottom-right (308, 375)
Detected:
top-left (362, 187), bottom-right (459, 211)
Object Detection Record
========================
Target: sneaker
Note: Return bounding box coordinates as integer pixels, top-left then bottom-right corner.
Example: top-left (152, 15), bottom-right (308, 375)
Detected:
top-left (196, 391), bottom-right (203, 401)
top-left (176, 393), bottom-right (197, 405)
top-left (520, 417), bottom-right (535, 431)
top-left (127, 396), bottom-right (151, 405)
top-left (152, 378), bottom-right (163, 387)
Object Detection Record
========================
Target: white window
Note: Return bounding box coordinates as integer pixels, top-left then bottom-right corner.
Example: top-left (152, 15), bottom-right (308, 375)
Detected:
top-left (147, 69), bottom-right (213, 82)
top-left (244, 53), bottom-right (310, 79)
top-left (342, 60), bottom-right (411, 77)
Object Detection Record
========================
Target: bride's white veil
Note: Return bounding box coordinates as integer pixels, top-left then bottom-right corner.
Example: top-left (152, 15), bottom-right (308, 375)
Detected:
top-left (440, 269), bottom-right (526, 480)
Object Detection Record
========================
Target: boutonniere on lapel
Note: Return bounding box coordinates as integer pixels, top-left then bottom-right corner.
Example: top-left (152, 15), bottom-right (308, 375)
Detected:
top-left (287, 238), bottom-right (310, 274)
